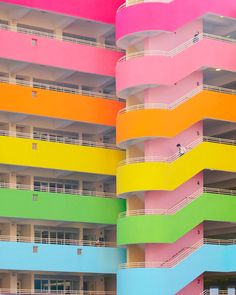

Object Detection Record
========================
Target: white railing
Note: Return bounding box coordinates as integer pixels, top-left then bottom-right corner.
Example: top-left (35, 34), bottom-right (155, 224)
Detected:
top-left (0, 129), bottom-right (120, 151)
top-left (0, 182), bottom-right (116, 199)
top-left (201, 290), bottom-right (229, 295)
top-left (0, 235), bottom-right (116, 248)
top-left (0, 23), bottom-right (123, 52)
top-left (118, 33), bottom-right (236, 62)
top-left (119, 135), bottom-right (236, 166)
top-left (0, 289), bottom-right (116, 295)
top-left (120, 238), bottom-right (236, 269)
top-left (119, 187), bottom-right (236, 218)
top-left (0, 76), bottom-right (123, 102)
top-left (118, 84), bottom-right (236, 114)
top-left (117, 0), bottom-right (173, 12)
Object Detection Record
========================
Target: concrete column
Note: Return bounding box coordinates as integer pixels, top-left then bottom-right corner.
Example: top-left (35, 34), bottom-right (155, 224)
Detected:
top-left (55, 28), bottom-right (63, 40)
top-left (94, 276), bottom-right (105, 292)
top-left (96, 36), bottom-right (105, 47)
top-left (9, 73), bottom-right (17, 85)
top-left (9, 20), bottom-right (17, 32)
top-left (8, 172), bottom-right (16, 188)
top-left (9, 272), bottom-right (17, 292)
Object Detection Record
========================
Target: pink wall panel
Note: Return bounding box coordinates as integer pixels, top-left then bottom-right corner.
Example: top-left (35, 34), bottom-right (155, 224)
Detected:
top-left (144, 72), bottom-right (202, 105)
top-left (144, 122), bottom-right (203, 157)
top-left (145, 224), bottom-right (203, 262)
top-left (144, 19), bottom-right (203, 51)
top-left (116, 0), bottom-right (236, 41)
top-left (1, 0), bottom-right (123, 24)
top-left (145, 173), bottom-right (203, 210)
top-left (117, 38), bottom-right (236, 94)
top-left (177, 275), bottom-right (204, 295)
top-left (0, 29), bottom-right (122, 77)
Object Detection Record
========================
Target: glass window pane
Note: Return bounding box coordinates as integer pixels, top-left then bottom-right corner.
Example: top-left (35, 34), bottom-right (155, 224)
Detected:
top-left (42, 280), bottom-right (48, 291)
top-left (34, 280), bottom-right (41, 290)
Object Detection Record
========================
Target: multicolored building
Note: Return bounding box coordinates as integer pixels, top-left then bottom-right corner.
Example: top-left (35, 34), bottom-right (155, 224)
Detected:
top-left (0, 0), bottom-right (236, 294)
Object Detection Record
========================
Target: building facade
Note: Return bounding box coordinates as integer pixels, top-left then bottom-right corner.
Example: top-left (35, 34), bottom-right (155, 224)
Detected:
top-left (0, 0), bottom-right (236, 294)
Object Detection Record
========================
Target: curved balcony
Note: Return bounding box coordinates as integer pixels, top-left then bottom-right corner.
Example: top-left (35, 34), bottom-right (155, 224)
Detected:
top-left (117, 242), bottom-right (236, 295)
top-left (117, 188), bottom-right (236, 244)
top-left (0, 187), bottom-right (125, 224)
top-left (117, 139), bottom-right (236, 195)
top-left (0, 241), bottom-right (126, 274)
top-left (116, 86), bottom-right (236, 147)
top-left (116, 35), bottom-right (236, 97)
top-left (0, 135), bottom-right (124, 176)
top-left (116, 0), bottom-right (236, 47)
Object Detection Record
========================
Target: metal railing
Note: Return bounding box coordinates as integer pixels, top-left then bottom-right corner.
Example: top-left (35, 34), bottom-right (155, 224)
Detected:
top-left (120, 238), bottom-right (236, 269)
top-left (118, 84), bottom-right (236, 114)
top-left (0, 235), bottom-right (116, 248)
top-left (117, 1), bottom-right (173, 12)
top-left (0, 76), bottom-right (123, 102)
top-left (119, 135), bottom-right (236, 166)
top-left (0, 23), bottom-right (123, 52)
top-left (0, 289), bottom-right (116, 295)
top-left (201, 290), bottom-right (229, 295)
top-left (0, 182), bottom-right (116, 199)
top-left (119, 187), bottom-right (236, 218)
top-left (0, 129), bottom-right (120, 151)
top-left (118, 33), bottom-right (236, 62)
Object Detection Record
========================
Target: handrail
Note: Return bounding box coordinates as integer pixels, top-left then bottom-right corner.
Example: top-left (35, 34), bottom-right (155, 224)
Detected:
top-left (0, 76), bottom-right (124, 102)
top-left (118, 84), bottom-right (236, 114)
top-left (0, 182), bottom-right (116, 198)
top-left (200, 290), bottom-right (229, 295)
top-left (0, 129), bottom-right (120, 151)
top-left (117, 1), bottom-right (173, 12)
top-left (119, 136), bottom-right (236, 166)
top-left (119, 238), bottom-right (236, 269)
top-left (118, 33), bottom-right (236, 62)
top-left (0, 23), bottom-right (123, 52)
top-left (0, 289), bottom-right (116, 295)
top-left (0, 235), bottom-right (116, 248)
top-left (119, 187), bottom-right (236, 218)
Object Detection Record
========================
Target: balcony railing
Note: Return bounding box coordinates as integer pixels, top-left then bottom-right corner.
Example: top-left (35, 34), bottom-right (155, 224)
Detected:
top-left (0, 289), bottom-right (116, 295)
top-left (119, 135), bottom-right (236, 166)
top-left (0, 182), bottom-right (116, 199)
top-left (118, 33), bottom-right (236, 62)
top-left (117, 1), bottom-right (173, 12)
top-left (118, 84), bottom-right (236, 114)
top-left (119, 187), bottom-right (236, 218)
top-left (0, 23), bottom-right (123, 53)
top-left (0, 235), bottom-right (116, 248)
top-left (0, 76), bottom-right (123, 102)
top-left (0, 129), bottom-right (120, 151)
top-left (201, 290), bottom-right (230, 295)
top-left (119, 238), bottom-right (236, 269)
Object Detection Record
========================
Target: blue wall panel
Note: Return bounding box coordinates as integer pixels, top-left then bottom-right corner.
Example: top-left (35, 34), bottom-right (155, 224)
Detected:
top-left (0, 242), bottom-right (126, 274)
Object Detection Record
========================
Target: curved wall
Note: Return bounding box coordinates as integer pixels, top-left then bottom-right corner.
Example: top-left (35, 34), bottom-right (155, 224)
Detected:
top-left (116, 0), bottom-right (236, 43)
